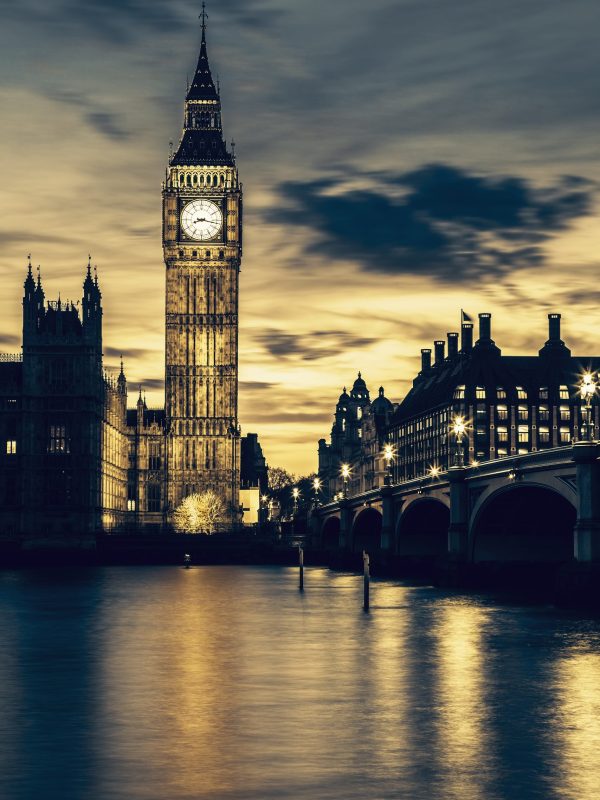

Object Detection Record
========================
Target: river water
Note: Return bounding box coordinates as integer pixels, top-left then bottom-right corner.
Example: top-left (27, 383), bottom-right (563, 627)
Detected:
top-left (1, 565), bottom-right (600, 800)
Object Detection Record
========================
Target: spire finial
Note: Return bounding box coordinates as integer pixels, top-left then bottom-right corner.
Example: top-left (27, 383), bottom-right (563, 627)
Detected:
top-left (200, 2), bottom-right (207, 41)
top-left (27, 253), bottom-right (32, 275)
top-left (358, 371), bottom-right (362, 379)
top-left (93, 265), bottom-right (98, 287)
top-left (87, 254), bottom-right (92, 277)
top-left (36, 265), bottom-right (41, 287)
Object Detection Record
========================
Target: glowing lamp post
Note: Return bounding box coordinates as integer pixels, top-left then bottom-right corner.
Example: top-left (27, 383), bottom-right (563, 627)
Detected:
top-left (580, 372), bottom-right (598, 442)
top-left (341, 463), bottom-right (350, 498)
top-left (261, 494), bottom-right (269, 523)
top-left (383, 443), bottom-right (395, 486)
top-left (292, 487), bottom-right (300, 516)
top-left (312, 477), bottom-right (322, 507)
top-left (429, 465), bottom-right (441, 479)
top-left (452, 415), bottom-right (467, 468)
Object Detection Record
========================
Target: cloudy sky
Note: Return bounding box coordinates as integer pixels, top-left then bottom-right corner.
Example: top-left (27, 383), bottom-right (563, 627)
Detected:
top-left (1, 0), bottom-right (599, 474)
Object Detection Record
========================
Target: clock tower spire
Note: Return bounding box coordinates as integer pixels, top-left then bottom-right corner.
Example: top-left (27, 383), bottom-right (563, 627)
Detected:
top-left (163, 7), bottom-right (242, 525)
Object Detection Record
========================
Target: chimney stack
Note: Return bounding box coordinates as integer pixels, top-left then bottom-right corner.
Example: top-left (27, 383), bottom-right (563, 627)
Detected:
top-left (548, 313), bottom-right (561, 342)
top-left (421, 348), bottom-right (431, 372)
top-left (461, 323), bottom-right (473, 353)
top-left (434, 340), bottom-right (445, 365)
top-left (447, 332), bottom-right (459, 359)
top-left (478, 313), bottom-right (492, 342)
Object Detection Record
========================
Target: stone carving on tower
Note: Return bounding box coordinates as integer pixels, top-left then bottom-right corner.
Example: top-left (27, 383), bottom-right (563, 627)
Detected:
top-left (162, 7), bottom-right (241, 525)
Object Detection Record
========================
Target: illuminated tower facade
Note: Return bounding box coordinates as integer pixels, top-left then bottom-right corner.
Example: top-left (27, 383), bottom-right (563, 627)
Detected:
top-left (163, 12), bottom-right (241, 523)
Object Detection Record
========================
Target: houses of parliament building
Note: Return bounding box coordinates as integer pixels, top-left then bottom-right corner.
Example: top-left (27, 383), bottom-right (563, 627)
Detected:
top-left (0, 16), bottom-right (265, 537)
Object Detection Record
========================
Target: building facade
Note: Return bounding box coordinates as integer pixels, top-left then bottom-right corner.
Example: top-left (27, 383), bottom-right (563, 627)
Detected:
top-left (0, 261), bottom-right (128, 538)
top-left (389, 313), bottom-right (600, 482)
top-left (318, 374), bottom-right (396, 500)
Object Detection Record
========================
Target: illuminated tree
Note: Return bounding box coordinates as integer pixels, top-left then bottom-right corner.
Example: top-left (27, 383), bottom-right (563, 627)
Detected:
top-left (173, 490), bottom-right (225, 534)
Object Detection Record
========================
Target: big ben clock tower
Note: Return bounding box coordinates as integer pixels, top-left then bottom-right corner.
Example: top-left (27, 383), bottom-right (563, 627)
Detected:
top-left (163, 7), bottom-right (241, 523)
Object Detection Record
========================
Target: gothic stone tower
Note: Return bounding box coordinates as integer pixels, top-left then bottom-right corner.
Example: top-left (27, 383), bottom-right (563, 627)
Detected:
top-left (163, 12), bottom-right (241, 524)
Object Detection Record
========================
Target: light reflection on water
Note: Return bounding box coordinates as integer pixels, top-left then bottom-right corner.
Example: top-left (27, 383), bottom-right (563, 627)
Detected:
top-left (1, 566), bottom-right (600, 800)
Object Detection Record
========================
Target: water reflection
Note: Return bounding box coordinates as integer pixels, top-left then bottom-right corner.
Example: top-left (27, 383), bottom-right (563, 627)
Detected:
top-left (433, 601), bottom-right (494, 800)
top-left (552, 645), bottom-right (600, 800)
top-left (1, 567), bottom-right (600, 799)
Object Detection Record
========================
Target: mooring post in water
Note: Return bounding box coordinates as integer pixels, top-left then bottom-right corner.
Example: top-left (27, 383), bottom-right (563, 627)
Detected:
top-left (298, 545), bottom-right (304, 591)
top-left (363, 550), bottom-right (370, 611)
top-left (184, 553), bottom-right (191, 569)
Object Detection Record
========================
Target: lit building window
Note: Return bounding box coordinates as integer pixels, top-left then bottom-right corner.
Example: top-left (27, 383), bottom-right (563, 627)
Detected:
top-left (497, 427), bottom-right (508, 443)
top-left (476, 386), bottom-right (486, 399)
top-left (497, 447), bottom-right (508, 457)
top-left (517, 386), bottom-right (527, 400)
top-left (518, 405), bottom-right (529, 421)
top-left (560, 427), bottom-right (571, 443)
top-left (518, 425), bottom-right (529, 443)
top-left (6, 440), bottom-right (17, 455)
top-left (559, 406), bottom-right (570, 422)
top-left (497, 405), bottom-right (508, 421)
top-left (538, 405), bottom-right (550, 421)
top-left (559, 385), bottom-right (569, 400)
top-left (48, 425), bottom-right (69, 454)
top-left (496, 387), bottom-right (506, 399)
top-left (127, 499), bottom-right (136, 512)
top-left (539, 387), bottom-right (548, 400)
top-left (357, 406), bottom-right (362, 420)
top-left (538, 427), bottom-right (550, 443)
top-left (454, 385), bottom-right (465, 400)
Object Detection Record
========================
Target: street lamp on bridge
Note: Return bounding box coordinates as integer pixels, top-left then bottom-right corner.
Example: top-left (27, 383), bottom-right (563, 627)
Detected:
top-left (579, 371), bottom-right (598, 442)
top-left (383, 443), bottom-right (395, 486)
top-left (292, 486), bottom-right (300, 516)
top-left (452, 415), bottom-right (467, 468)
top-left (312, 477), bottom-right (322, 507)
top-left (340, 463), bottom-right (351, 498)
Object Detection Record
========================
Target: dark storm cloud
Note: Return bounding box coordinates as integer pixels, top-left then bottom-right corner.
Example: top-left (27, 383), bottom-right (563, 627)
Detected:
top-left (46, 90), bottom-right (130, 141)
top-left (256, 329), bottom-right (377, 361)
top-left (0, 334), bottom-right (20, 349)
top-left (269, 165), bottom-right (595, 282)
top-left (240, 380), bottom-right (278, 391)
top-left (138, 378), bottom-right (164, 392)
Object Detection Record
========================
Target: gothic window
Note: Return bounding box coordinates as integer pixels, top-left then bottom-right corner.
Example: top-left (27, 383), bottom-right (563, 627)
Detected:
top-left (148, 442), bottom-right (161, 471)
top-left (476, 386), bottom-right (486, 399)
top-left (454, 385), bottom-right (465, 400)
top-left (146, 484), bottom-right (161, 513)
top-left (496, 387), bottom-right (507, 399)
top-left (559, 385), bottom-right (569, 400)
top-left (539, 387), bottom-right (549, 400)
top-left (517, 386), bottom-right (527, 400)
top-left (538, 427), bottom-right (550, 443)
top-left (496, 427), bottom-right (508, 443)
top-left (48, 424), bottom-right (69, 454)
top-left (5, 440), bottom-right (16, 455)
top-left (538, 405), bottom-right (550, 421)
top-left (559, 427), bottom-right (571, 443)
top-left (518, 405), bottom-right (529, 421)
top-left (186, 174), bottom-right (191, 187)
top-left (496, 405), bottom-right (508, 421)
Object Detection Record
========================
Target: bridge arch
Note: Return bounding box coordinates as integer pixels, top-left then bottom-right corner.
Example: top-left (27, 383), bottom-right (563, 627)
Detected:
top-left (396, 497), bottom-right (450, 558)
top-left (351, 507), bottom-right (382, 553)
top-left (470, 483), bottom-right (576, 563)
top-left (321, 515), bottom-right (341, 550)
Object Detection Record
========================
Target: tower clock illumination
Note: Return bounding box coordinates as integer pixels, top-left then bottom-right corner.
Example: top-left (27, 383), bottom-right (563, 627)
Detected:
top-left (181, 199), bottom-right (222, 241)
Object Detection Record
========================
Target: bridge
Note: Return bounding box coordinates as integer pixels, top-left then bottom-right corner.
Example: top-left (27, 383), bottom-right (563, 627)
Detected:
top-left (312, 442), bottom-right (600, 564)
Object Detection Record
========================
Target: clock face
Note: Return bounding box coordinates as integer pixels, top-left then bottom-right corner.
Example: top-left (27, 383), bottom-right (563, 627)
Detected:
top-left (180, 199), bottom-right (223, 241)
